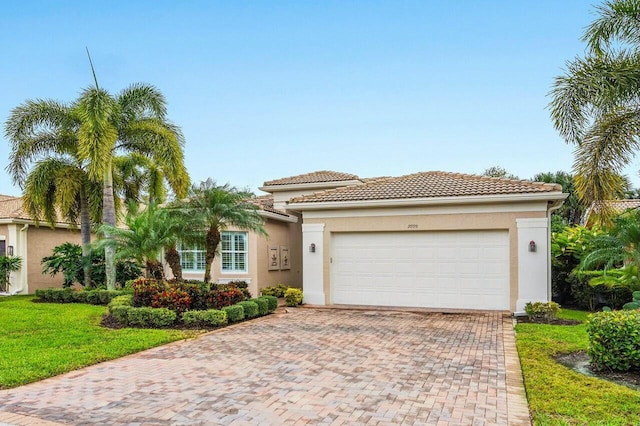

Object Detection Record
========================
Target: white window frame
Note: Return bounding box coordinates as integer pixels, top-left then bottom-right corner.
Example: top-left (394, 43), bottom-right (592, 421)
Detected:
top-left (221, 231), bottom-right (248, 274)
top-left (177, 242), bottom-right (206, 272)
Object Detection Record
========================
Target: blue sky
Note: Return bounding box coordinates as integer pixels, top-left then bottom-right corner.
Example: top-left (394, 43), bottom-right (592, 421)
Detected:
top-left (1, 1), bottom-right (634, 196)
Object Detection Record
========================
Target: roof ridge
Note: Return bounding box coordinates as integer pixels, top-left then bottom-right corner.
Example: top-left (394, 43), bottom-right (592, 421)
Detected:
top-left (430, 170), bottom-right (563, 192)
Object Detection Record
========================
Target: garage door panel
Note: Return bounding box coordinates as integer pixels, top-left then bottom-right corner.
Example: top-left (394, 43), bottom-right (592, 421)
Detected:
top-left (331, 231), bottom-right (509, 310)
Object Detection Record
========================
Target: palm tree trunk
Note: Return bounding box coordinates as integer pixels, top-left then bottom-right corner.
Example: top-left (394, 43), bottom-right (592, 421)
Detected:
top-left (102, 164), bottom-right (117, 290)
top-left (164, 244), bottom-right (182, 280)
top-left (204, 226), bottom-right (221, 283)
top-left (79, 187), bottom-right (92, 288)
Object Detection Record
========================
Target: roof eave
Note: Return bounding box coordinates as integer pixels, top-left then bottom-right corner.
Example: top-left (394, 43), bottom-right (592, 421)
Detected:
top-left (288, 192), bottom-right (569, 211)
top-left (258, 210), bottom-right (299, 223)
top-left (259, 180), bottom-right (363, 193)
top-left (0, 218), bottom-right (77, 228)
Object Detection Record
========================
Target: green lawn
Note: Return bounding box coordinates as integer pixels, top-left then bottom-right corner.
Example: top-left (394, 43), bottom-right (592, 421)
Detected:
top-left (516, 309), bottom-right (640, 425)
top-left (0, 295), bottom-right (197, 389)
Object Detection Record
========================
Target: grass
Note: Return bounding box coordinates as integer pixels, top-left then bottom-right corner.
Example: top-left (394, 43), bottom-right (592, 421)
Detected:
top-left (0, 295), bottom-right (198, 389)
top-left (516, 308), bottom-right (640, 425)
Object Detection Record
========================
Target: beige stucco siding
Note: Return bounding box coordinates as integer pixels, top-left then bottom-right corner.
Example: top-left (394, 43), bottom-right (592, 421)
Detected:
top-left (26, 226), bottom-right (82, 293)
top-left (256, 217), bottom-right (303, 294)
top-left (303, 207), bottom-right (547, 311)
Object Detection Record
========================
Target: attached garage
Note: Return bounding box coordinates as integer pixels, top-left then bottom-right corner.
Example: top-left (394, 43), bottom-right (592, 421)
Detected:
top-left (331, 231), bottom-right (509, 310)
top-left (287, 171), bottom-right (567, 313)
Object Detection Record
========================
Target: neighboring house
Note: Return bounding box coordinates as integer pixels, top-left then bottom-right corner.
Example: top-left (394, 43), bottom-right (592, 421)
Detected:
top-left (0, 194), bottom-right (81, 294)
top-left (581, 199), bottom-right (640, 227)
top-left (265, 170), bottom-right (566, 313)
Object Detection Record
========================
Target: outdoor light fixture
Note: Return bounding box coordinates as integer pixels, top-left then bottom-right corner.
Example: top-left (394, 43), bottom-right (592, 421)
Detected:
top-left (528, 240), bottom-right (537, 252)
top-left (309, 243), bottom-right (316, 253)
top-left (7, 246), bottom-right (13, 256)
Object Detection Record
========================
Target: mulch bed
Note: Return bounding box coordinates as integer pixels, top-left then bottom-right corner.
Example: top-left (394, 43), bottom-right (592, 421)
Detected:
top-left (556, 351), bottom-right (640, 391)
top-left (516, 317), bottom-right (581, 325)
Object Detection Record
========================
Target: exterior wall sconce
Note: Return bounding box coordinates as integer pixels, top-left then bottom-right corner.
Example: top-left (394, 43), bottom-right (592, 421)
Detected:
top-left (7, 246), bottom-right (14, 256)
top-left (528, 240), bottom-right (536, 252)
top-left (309, 243), bottom-right (316, 253)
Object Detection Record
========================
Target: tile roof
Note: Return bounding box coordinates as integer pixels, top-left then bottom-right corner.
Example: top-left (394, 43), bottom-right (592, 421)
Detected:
top-left (601, 199), bottom-right (640, 212)
top-left (290, 171), bottom-right (563, 203)
top-left (263, 171), bottom-right (360, 186)
top-left (0, 196), bottom-right (29, 220)
top-left (251, 194), bottom-right (293, 218)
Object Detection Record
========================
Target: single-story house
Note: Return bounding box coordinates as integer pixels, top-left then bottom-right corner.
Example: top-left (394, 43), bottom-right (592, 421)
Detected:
top-left (581, 199), bottom-right (640, 227)
top-left (2, 170), bottom-right (567, 313)
top-left (263, 170), bottom-right (566, 313)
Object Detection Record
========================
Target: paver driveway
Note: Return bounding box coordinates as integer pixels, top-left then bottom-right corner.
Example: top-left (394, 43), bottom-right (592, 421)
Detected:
top-left (0, 308), bottom-right (530, 425)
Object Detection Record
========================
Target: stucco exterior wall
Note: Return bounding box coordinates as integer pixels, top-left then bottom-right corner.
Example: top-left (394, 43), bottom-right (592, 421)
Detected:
top-left (26, 226), bottom-right (82, 293)
top-left (256, 217), bottom-right (303, 294)
top-left (302, 204), bottom-right (548, 311)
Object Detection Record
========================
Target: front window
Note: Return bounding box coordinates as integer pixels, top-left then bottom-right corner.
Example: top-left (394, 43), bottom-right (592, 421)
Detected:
top-left (221, 231), bottom-right (247, 273)
top-left (177, 243), bottom-right (206, 271)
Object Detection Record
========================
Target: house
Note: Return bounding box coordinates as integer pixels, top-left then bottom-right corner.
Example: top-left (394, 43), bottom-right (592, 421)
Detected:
top-left (581, 199), bottom-right (640, 227)
top-left (264, 171), bottom-right (566, 313)
top-left (2, 170), bottom-right (567, 313)
top-left (0, 194), bottom-right (81, 294)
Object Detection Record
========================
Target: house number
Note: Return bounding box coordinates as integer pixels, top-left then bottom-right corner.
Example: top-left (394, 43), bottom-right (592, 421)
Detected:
top-left (408, 224), bottom-right (418, 229)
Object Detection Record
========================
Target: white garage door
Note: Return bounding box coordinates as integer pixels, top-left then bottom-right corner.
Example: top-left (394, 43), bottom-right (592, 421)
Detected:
top-left (331, 231), bottom-right (509, 310)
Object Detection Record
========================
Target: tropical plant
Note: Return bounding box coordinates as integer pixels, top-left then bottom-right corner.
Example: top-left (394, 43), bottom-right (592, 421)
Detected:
top-left (41, 242), bottom-right (141, 288)
top-left (579, 209), bottom-right (640, 292)
top-left (481, 166), bottom-right (519, 179)
top-left (5, 78), bottom-right (189, 290)
top-left (532, 171), bottom-right (586, 226)
top-left (172, 180), bottom-right (266, 283)
top-left (99, 203), bottom-right (183, 279)
top-left (0, 256), bottom-right (22, 292)
top-left (549, 0), bottom-right (640, 226)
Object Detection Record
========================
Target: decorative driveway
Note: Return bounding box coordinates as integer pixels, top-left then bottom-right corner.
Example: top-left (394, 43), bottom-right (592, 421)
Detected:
top-left (0, 308), bottom-right (530, 425)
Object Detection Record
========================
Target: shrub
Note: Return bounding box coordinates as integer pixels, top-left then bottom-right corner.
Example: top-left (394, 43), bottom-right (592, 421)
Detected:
top-left (227, 280), bottom-right (251, 299)
top-left (182, 309), bottom-right (228, 327)
top-left (622, 291), bottom-right (640, 311)
top-left (524, 301), bottom-right (561, 320)
top-left (222, 305), bottom-right (245, 322)
top-left (207, 285), bottom-right (245, 309)
top-left (586, 310), bottom-right (640, 371)
top-left (110, 305), bottom-right (132, 324)
top-left (173, 281), bottom-right (210, 310)
top-left (251, 298), bottom-right (269, 316)
top-left (151, 288), bottom-right (192, 314)
top-left (259, 295), bottom-right (278, 312)
top-left (238, 300), bottom-right (259, 318)
top-left (284, 288), bottom-right (303, 307)
top-left (35, 288), bottom-right (127, 305)
top-left (126, 307), bottom-right (177, 328)
top-left (108, 294), bottom-right (133, 311)
top-left (132, 278), bottom-right (165, 307)
top-left (261, 284), bottom-right (289, 298)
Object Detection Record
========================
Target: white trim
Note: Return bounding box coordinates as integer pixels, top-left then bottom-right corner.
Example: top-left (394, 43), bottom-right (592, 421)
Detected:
top-left (220, 231), bottom-right (248, 274)
top-left (0, 218), bottom-right (77, 229)
top-left (217, 278), bottom-right (252, 284)
top-left (259, 180), bottom-right (362, 193)
top-left (258, 210), bottom-right (298, 223)
top-left (289, 192), bottom-right (568, 211)
top-left (302, 201), bottom-right (550, 219)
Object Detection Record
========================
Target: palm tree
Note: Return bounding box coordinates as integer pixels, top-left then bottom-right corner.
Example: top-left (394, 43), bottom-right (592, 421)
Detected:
top-left (579, 209), bottom-right (640, 290)
top-left (532, 171), bottom-right (586, 226)
top-left (175, 180), bottom-right (267, 283)
top-left (549, 0), bottom-right (640, 225)
top-left (0, 256), bottom-right (22, 293)
top-left (99, 202), bottom-right (181, 279)
top-left (5, 84), bottom-right (189, 290)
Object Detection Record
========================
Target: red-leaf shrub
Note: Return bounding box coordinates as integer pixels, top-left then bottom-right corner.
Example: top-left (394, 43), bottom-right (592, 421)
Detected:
top-left (207, 284), bottom-right (245, 309)
top-left (132, 278), bottom-right (166, 307)
top-left (151, 287), bottom-right (192, 314)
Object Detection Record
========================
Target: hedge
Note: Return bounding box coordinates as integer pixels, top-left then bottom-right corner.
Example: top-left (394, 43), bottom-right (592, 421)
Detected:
top-left (125, 307), bottom-right (177, 328)
top-left (251, 298), bottom-right (269, 316)
top-left (259, 295), bottom-right (278, 312)
top-left (238, 300), bottom-right (259, 318)
top-left (35, 288), bottom-right (129, 305)
top-left (284, 288), bottom-right (303, 307)
top-left (182, 309), bottom-right (228, 327)
top-left (222, 305), bottom-right (245, 322)
top-left (586, 310), bottom-right (640, 372)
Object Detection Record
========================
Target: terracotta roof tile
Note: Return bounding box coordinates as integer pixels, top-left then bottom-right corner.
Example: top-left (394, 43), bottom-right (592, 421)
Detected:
top-left (263, 171), bottom-right (359, 186)
top-left (603, 199), bottom-right (640, 212)
top-left (0, 196), bottom-right (29, 220)
top-left (290, 171), bottom-right (563, 203)
top-left (251, 194), bottom-right (292, 218)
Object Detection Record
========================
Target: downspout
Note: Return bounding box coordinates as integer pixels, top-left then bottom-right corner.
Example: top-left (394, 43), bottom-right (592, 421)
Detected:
top-left (546, 200), bottom-right (564, 301)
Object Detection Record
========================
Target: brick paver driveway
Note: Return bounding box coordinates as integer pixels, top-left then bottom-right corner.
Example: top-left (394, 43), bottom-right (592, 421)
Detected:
top-left (0, 308), bottom-right (530, 425)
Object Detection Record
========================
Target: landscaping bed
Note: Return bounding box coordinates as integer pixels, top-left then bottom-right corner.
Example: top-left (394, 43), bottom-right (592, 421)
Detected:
top-left (555, 351), bottom-right (640, 391)
top-left (516, 309), bottom-right (640, 425)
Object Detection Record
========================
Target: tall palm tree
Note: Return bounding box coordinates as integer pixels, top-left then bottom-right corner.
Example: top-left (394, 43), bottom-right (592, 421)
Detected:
top-left (176, 179), bottom-right (266, 283)
top-left (6, 84), bottom-right (189, 290)
top-left (549, 0), bottom-right (640, 225)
